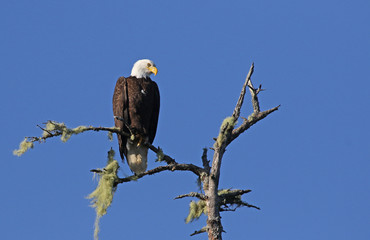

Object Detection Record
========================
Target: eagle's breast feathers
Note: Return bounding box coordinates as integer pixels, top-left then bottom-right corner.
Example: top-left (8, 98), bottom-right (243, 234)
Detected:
top-left (112, 59), bottom-right (160, 174)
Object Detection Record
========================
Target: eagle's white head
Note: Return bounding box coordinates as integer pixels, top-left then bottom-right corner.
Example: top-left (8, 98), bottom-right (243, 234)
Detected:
top-left (131, 59), bottom-right (158, 79)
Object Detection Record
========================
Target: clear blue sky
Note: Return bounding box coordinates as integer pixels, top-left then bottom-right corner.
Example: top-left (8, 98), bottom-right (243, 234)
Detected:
top-left (1, 0), bottom-right (369, 239)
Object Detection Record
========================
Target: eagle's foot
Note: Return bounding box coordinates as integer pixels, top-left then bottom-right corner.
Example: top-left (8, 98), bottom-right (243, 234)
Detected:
top-left (129, 134), bottom-right (144, 147)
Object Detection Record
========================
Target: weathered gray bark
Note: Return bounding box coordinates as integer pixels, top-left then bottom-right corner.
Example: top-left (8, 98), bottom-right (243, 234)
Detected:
top-left (202, 63), bottom-right (279, 239)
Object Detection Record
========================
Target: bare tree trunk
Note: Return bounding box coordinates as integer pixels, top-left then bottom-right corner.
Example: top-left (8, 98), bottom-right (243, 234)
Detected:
top-left (203, 63), bottom-right (279, 240)
top-left (206, 148), bottom-right (225, 239)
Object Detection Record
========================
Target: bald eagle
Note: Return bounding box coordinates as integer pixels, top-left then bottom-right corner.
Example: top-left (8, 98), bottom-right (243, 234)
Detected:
top-left (113, 59), bottom-right (160, 174)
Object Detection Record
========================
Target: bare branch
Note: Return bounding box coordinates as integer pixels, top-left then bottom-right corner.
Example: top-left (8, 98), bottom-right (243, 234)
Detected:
top-left (246, 72), bottom-right (262, 113)
top-left (218, 189), bottom-right (260, 212)
top-left (190, 227), bottom-right (208, 236)
top-left (238, 202), bottom-right (260, 210)
top-left (23, 121), bottom-right (179, 166)
top-left (220, 201), bottom-right (260, 211)
top-left (228, 105), bottom-right (280, 145)
top-left (36, 124), bottom-right (53, 137)
top-left (148, 144), bottom-right (176, 165)
top-left (115, 162), bottom-right (207, 185)
top-left (27, 122), bottom-right (126, 144)
top-left (90, 169), bottom-right (103, 174)
top-left (232, 63), bottom-right (254, 121)
top-left (255, 84), bottom-right (265, 94)
top-left (219, 207), bottom-right (236, 212)
top-left (174, 192), bottom-right (207, 201)
top-left (202, 148), bottom-right (210, 173)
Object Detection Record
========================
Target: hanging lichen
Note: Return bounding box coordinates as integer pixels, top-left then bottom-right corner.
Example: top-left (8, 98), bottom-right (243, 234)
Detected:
top-left (87, 151), bottom-right (119, 240)
top-left (14, 121), bottom-right (118, 156)
top-left (13, 138), bottom-right (34, 156)
top-left (42, 121), bottom-right (90, 142)
top-left (107, 131), bottom-right (113, 141)
top-left (185, 200), bottom-right (207, 223)
top-left (185, 189), bottom-right (254, 223)
top-left (155, 147), bottom-right (165, 162)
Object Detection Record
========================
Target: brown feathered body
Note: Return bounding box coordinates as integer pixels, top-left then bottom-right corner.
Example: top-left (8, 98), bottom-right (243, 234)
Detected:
top-left (113, 76), bottom-right (160, 174)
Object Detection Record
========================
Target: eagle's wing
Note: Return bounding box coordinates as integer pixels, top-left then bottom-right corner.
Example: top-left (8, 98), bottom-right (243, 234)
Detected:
top-left (113, 76), bottom-right (129, 159)
top-left (148, 81), bottom-right (160, 144)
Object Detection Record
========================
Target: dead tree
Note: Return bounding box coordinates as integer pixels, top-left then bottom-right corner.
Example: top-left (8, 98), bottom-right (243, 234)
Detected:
top-left (14, 63), bottom-right (279, 240)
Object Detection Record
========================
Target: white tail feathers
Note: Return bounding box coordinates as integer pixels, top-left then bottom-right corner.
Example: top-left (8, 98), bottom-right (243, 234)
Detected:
top-left (126, 141), bottom-right (148, 174)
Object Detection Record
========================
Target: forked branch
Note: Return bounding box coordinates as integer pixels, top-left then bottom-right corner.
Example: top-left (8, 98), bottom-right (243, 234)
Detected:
top-left (204, 63), bottom-right (279, 240)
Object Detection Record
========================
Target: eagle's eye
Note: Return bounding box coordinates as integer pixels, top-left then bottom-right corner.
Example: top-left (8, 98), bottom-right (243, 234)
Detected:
top-left (147, 63), bottom-right (151, 67)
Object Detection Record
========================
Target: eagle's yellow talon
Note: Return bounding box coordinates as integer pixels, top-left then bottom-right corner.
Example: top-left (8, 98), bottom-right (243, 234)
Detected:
top-left (137, 136), bottom-right (143, 147)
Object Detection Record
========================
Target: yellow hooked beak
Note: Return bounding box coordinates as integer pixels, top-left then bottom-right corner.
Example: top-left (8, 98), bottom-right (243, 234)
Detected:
top-left (148, 66), bottom-right (158, 76)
